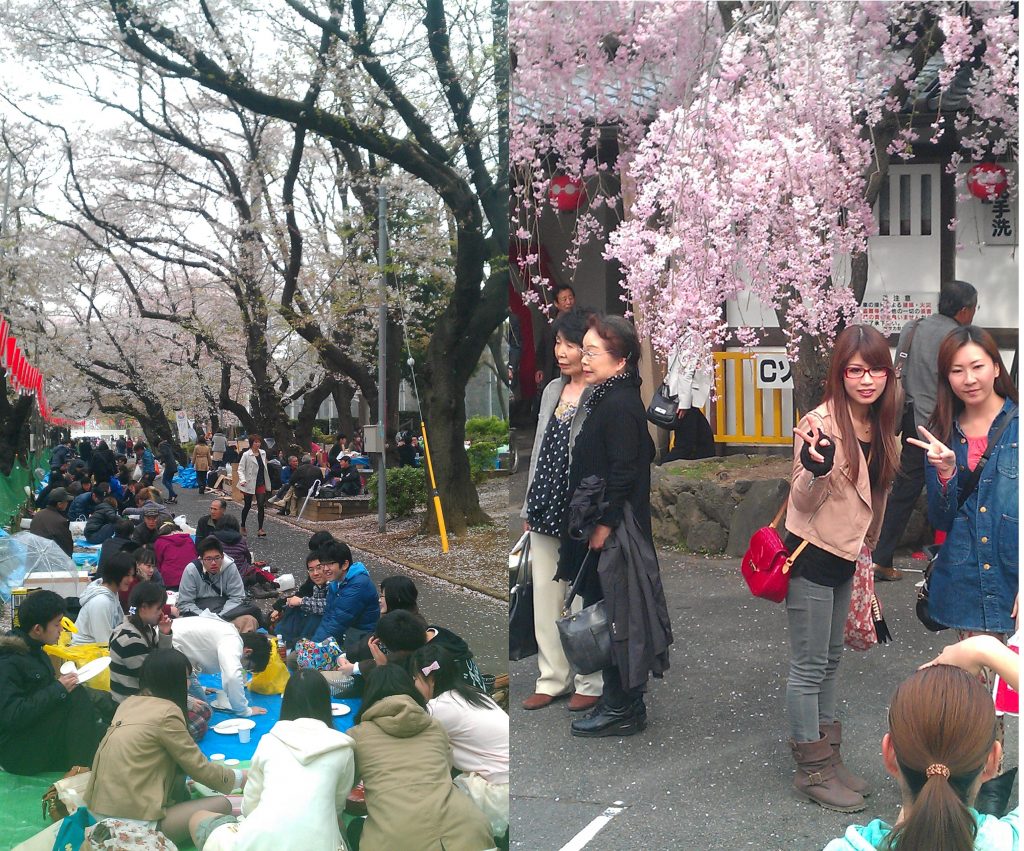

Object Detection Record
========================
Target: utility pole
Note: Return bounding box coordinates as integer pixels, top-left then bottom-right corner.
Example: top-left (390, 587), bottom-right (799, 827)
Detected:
top-left (377, 184), bottom-right (388, 533)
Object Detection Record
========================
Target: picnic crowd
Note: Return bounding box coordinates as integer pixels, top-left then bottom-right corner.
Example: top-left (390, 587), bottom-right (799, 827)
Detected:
top-left (1, 435), bottom-right (509, 851)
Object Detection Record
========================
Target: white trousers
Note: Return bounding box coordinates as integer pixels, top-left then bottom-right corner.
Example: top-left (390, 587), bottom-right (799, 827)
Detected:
top-left (530, 531), bottom-right (602, 697)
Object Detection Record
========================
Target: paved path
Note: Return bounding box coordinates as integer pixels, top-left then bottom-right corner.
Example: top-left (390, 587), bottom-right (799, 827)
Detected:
top-left (173, 485), bottom-right (507, 677)
top-left (507, 432), bottom-right (1018, 850)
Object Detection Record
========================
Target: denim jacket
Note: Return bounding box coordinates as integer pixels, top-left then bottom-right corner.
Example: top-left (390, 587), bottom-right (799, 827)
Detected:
top-left (925, 398), bottom-right (1018, 633)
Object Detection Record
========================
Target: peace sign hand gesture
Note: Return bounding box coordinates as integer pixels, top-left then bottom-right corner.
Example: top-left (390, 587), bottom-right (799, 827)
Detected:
top-left (907, 426), bottom-right (956, 479)
top-left (794, 424), bottom-right (835, 476)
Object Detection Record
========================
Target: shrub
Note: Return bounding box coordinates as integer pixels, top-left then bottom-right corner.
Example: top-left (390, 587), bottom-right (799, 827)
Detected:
top-left (367, 465), bottom-right (427, 518)
top-left (466, 438), bottom-right (501, 484)
top-left (465, 416), bottom-right (509, 443)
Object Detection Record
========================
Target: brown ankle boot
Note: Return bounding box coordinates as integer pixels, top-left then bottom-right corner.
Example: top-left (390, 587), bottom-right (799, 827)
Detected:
top-left (820, 721), bottom-right (872, 796)
top-left (790, 736), bottom-right (866, 812)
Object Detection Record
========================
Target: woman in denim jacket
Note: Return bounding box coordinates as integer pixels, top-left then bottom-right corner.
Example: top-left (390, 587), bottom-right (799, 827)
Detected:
top-left (909, 326), bottom-right (1017, 763)
top-left (910, 326), bottom-right (1018, 637)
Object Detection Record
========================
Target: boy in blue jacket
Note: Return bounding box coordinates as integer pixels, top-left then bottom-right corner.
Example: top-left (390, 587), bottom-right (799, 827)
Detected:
top-left (311, 539), bottom-right (380, 653)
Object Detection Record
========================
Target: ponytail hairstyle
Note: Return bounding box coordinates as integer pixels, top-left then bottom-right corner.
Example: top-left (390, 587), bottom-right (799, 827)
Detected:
top-left (883, 665), bottom-right (998, 851)
top-left (821, 324), bottom-right (901, 493)
top-left (407, 644), bottom-right (497, 710)
top-left (127, 581), bottom-right (167, 646)
top-left (928, 325), bottom-right (1017, 443)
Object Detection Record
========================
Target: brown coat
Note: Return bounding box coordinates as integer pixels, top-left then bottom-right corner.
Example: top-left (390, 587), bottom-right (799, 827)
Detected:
top-left (785, 403), bottom-right (888, 561)
top-left (348, 695), bottom-right (493, 851)
top-left (191, 443), bottom-right (212, 472)
top-left (86, 695), bottom-right (236, 821)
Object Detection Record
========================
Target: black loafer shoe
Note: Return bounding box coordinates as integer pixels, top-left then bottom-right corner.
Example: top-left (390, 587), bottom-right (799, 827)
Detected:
top-left (570, 704), bottom-right (647, 738)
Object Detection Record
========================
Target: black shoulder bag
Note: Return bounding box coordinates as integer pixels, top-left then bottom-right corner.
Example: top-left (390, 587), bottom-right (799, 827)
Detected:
top-left (917, 405), bottom-right (1017, 631)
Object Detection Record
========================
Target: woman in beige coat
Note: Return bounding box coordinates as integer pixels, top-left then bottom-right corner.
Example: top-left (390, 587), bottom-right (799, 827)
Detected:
top-left (85, 649), bottom-right (240, 846)
top-left (348, 666), bottom-right (494, 851)
top-left (192, 437), bottom-right (213, 494)
top-left (783, 325), bottom-right (899, 814)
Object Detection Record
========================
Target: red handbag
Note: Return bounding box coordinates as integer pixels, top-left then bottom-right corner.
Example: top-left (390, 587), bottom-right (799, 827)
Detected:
top-left (741, 500), bottom-right (808, 603)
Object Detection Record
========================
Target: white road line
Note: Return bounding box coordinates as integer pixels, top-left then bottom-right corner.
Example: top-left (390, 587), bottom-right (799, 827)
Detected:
top-left (558, 803), bottom-right (627, 851)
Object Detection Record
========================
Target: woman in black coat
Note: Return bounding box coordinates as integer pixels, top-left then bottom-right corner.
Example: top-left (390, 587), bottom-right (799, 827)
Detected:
top-left (557, 314), bottom-right (664, 738)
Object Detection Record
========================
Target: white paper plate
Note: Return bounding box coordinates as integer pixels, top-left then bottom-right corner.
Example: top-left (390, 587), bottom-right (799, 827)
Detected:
top-left (213, 719), bottom-right (256, 735)
top-left (224, 758), bottom-right (240, 766)
top-left (331, 703), bottom-right (351, 716)
top-left (75, 657), bottom-right (111, 683)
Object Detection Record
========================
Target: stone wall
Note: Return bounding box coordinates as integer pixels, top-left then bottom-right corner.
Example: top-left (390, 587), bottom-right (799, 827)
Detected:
top-left (650, 456), bottom-right (931, 556)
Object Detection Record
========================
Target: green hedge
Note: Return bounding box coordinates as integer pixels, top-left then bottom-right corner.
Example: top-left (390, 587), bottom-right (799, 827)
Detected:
top-left (368, 466), bottom-right (427, 519)
top-left (0, 450), bottom-right (51, 532)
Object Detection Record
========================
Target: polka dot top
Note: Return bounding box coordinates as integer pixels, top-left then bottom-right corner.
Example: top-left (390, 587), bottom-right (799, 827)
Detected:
top-left (526, 398), bottom-right (578, 537)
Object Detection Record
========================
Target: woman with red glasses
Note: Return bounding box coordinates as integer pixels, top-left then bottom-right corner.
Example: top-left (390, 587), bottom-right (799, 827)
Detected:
top-left (783, 324), bottom-right (900, 813)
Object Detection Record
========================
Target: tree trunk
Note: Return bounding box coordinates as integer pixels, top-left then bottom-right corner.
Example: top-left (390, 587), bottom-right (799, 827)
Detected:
top-left (789, 332), bottom-right (831, 422)
top-left (331, 383), bottom-right (357, 441)
top-left (421, 368), bottom-right (490, 536)
top-left (0, 376), bottom-right (34, 476)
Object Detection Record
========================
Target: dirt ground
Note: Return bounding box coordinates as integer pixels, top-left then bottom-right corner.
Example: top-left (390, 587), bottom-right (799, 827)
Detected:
top-left (277, 476), bottom-right (508, 600)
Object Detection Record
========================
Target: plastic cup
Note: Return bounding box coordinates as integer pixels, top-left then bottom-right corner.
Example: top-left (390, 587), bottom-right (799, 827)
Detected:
top-left (238, 727), bottom-right (250, 744)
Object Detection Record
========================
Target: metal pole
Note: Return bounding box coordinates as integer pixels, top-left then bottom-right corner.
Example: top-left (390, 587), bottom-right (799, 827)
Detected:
top-left (377, 184), bottom-right (387, 533)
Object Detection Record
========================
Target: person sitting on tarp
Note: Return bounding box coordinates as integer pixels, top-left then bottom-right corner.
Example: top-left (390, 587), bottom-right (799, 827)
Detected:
top-left (83, 482), bottom-right (121, 544)
top-left (171, 614), bottom-right (271, 718)
top-left (0, 590), bottom-right (108, 775)
top-left (29, 486), bottom-right (74, 556)
top-left (72, 552), bottom-right (135, 646)
top-left (276, 551), bottom-right (331, 647)
top-left (132, 501), bottom-right (176, 546)
top-left (177, 536), bottom-right (265, 628)
top-left (310, 540), bottom-right (379, 654)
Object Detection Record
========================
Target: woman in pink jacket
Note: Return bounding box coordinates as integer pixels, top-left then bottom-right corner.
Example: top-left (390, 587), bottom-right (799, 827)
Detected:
top-left (783, 325), bottom-right (900, 813)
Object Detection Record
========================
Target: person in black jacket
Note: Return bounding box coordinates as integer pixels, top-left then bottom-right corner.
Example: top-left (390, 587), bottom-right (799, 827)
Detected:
top-left (0, 590), bottom-right (107, 774)
top-left (83, 483), bottom-right (120, 543)
top-left (337, 456), bottom-right (362, 496)
top-left (557, 314), bottom-right (662, 739)
top-left (88, 440), bottom-right (117, 484)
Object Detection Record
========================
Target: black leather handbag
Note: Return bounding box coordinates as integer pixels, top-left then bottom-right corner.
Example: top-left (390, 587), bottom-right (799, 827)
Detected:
top-left (645, 383), bottom-right (679, 428)
top-left (556, 551), bottom-right (611, 675)
top-left (509, 534), bottom-right (538, 661)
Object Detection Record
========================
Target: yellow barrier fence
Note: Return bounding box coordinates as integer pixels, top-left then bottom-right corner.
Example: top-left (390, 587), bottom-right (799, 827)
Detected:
top-left (708, 352), bottom-right (793, 446)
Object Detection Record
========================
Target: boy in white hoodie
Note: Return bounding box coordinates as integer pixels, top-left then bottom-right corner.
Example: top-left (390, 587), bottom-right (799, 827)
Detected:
top-left (71, 552), bottom-right (135, 646)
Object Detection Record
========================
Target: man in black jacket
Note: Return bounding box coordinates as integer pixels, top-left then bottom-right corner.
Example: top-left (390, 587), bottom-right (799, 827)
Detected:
top-left (196, 497), bottom-right (229, 541)
top-left (337, 456), bottom-right (363, 496)
top-left (0, 591), bottom-right (107, 774)
top-left (28, 488), bottom-right (74, 556)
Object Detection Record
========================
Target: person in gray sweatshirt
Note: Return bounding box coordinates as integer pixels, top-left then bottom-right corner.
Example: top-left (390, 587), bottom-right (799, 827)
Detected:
top-left (71, 553), bottom-right (136, 646)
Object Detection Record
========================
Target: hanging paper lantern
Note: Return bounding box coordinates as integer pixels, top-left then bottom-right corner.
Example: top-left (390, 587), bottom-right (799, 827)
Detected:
top-left (547, 175), bottom-right (587, 212)
top-left (966, 163), bottom-right (1008, 201)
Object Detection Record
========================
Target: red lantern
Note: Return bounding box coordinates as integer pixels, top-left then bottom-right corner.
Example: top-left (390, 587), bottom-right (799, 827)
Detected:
top-left (547, 175), bottom-right (587, 212)
top-left (966, 163), bottom-right (1008, 201)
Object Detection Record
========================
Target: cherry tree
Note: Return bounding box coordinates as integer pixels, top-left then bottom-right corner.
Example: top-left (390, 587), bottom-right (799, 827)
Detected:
top-left (4, 0), bottom-right (507, 533)
top-left (512, 1), bottom-right (1017, 414)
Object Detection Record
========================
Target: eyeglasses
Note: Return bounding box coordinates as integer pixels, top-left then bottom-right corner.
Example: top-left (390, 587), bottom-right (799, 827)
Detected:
top-left (201, 555), bottom-right (223, 563)
top-left (843, 366), bottom-right (890, 380)
top-left (581, 348), bottom-right (611, 361)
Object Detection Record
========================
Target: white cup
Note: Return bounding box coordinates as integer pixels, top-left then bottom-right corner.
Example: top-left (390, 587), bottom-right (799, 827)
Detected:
top-left (238, 727), bottom-right (251, 744)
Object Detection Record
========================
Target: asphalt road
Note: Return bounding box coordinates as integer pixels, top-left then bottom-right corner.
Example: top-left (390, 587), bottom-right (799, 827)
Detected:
top-left (508, 433), bottom-right (1018, 851)
top-left (170, 484), bottom-right (507, 677)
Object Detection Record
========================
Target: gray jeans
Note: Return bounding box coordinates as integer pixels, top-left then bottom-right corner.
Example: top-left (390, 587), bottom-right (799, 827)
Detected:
top-left (785, 575), bottom-right (853, 742)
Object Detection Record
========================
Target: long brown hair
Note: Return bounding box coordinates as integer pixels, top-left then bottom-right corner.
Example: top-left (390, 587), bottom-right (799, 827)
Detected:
top-left (821, 324), bottom-right (901, 493)
top-left (884, 665), bottom-right (997, 851)
top-left (928, 325), bottom-right (1018, 441)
